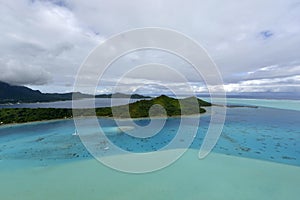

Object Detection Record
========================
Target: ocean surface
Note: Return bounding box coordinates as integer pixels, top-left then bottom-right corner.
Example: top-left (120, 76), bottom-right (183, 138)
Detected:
top-left (0, 98), bottom-right (299, 199)
top-left (0, 98), bottom-right (140, 108)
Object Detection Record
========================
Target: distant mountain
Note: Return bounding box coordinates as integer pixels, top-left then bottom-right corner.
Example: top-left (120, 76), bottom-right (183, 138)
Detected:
top-left (0, 81), bottom-right (91, 103)
top-left (0, 81), bottom-right (150, 104)
top-left (95, 93), bottom-right (151, 99)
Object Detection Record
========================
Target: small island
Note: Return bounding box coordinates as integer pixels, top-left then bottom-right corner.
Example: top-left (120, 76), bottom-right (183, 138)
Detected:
top-left (0, 95), bottom-right (211, 125)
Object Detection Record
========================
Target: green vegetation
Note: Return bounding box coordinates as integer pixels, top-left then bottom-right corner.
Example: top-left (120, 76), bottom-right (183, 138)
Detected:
top-left (0, 108), bottom-right (73, 124)
top-left (0, 95), bottom-right (211, 125)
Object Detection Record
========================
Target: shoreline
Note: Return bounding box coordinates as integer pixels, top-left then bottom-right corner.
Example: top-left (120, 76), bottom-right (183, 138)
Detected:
top-left (0, 112), bottom-right (209, 128)
top-left (0, 104), bottom-right (254, 127)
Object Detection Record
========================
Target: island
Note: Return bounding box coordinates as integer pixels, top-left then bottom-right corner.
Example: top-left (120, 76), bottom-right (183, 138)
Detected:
top-left (0, 95), bottom-right (211, 125)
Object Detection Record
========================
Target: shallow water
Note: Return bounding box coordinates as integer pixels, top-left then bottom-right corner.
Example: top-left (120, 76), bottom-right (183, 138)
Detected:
top-left (1, 106), bottom-right (299, 166)
top-left (0, 98), bottom-right (299, 199)
top-left (1, 150), bottom-right (300, 200)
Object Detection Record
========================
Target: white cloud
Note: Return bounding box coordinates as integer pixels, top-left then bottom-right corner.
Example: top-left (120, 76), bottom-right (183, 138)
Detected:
top-left (246, 64), bottom-right (300, 79)
top-left (0, 59), bottom-right (51, 85)
top-left (223, 75), bottom-right (300, 93)
top-left (0, 0), bottom-right (300, 95)
top-left (0, 0), bottom-right (102, 88)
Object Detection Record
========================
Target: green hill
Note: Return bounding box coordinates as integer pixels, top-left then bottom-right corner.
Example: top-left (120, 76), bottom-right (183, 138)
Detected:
top-left (107, 95), bottom-right (210, 118)
top-left (0, 95), bottom-right (211, 124)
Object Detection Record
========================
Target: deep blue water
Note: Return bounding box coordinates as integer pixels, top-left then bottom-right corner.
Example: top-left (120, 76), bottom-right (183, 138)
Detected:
top-left (0, 103), bottom-right (299, 166)
top-left (0, 98), bottom-right (139, 108)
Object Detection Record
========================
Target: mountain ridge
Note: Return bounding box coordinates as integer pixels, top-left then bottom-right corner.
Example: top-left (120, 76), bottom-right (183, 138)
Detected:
top-left (0, 81), bottom-right (150, 104)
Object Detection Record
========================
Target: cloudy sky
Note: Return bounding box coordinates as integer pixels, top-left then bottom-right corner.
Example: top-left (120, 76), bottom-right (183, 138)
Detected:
top-left (1, 0), bottom-right (300, 95)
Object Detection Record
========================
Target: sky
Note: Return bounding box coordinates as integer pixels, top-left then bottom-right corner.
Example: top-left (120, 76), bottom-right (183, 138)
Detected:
top-left (0, 0), bottom-right (300, 95)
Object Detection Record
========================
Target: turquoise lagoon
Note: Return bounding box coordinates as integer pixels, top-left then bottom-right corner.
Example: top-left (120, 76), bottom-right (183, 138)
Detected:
top-left (0, 98), bottom-right (300, 199)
